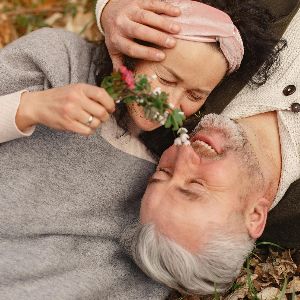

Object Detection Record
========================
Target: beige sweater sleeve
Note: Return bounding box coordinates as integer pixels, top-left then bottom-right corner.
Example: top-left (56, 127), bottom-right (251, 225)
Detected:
top-left (0, 91), bottom-right (35, 143)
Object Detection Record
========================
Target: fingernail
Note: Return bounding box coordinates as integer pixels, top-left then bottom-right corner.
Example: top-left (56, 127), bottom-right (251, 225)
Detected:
top-left (166, 37), bottom-right (176, 48)
top-left (156, 52), bottom-right (165, 61)
top-left (171, 23), bottom-right (180, 33)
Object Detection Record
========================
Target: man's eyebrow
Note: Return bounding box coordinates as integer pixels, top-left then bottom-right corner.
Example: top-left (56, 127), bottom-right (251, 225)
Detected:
top-left (162, 65), bottom-right (210, 96)
top-left (148, 176), bottom-right (162, 185)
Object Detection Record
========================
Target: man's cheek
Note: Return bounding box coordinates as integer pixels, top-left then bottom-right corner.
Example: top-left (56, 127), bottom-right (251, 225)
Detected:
top-left (140, 192), bottom-right (154, 223)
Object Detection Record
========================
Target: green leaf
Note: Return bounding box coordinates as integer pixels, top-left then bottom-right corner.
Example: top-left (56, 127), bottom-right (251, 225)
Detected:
top-left (100, 69), bottom-right (187, 133)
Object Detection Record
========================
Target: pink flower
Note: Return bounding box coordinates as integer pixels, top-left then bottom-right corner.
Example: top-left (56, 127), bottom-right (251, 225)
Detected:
top-left (119, 66), bottom-right (135, 90)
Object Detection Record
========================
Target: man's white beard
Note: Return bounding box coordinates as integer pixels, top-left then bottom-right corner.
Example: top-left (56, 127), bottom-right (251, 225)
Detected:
top-left (193, 113), bottom-right (247, 153)
top-left (192, 113), bottom-right (265, 191)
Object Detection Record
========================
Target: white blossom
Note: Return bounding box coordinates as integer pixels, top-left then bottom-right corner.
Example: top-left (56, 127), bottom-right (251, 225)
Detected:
top-left (178, 111), bottom-right (185, 116)
top-left (168, 103), bottom-right (175, 109)
top-left (180, 133), bottom-right (190, 143)
top-left (153, 87), bottom-right (162, 95)
top-left (177, 127), bottom-right (188, 135)
top-left (174, 127), bottom-right (190, 146)
top-left (150, 74), bottom-right (158, 80)
top-left (174, 137), bottom-right (182, 145)
top-left (157, 115), bottom-right (167, 125)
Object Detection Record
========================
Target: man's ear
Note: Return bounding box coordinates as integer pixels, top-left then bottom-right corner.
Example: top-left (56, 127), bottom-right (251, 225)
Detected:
top-left (245, 198), bottom-right (269, 239)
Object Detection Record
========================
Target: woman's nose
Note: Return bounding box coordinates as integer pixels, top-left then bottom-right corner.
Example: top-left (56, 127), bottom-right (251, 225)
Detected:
top-left (167, 89), bottom-right (184, 110)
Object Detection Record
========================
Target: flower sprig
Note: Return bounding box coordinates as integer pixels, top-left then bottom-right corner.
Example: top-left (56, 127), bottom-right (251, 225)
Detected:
top-left (101, 66), bottom-right (190, 145)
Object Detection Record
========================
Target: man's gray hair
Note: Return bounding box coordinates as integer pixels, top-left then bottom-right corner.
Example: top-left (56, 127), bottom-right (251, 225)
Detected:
top-left (130, 223), bottom-right (255, 295)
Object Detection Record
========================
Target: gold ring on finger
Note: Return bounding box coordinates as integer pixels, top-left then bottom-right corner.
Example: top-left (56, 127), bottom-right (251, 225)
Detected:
top-left (86, 115), bottom-right (93, 126)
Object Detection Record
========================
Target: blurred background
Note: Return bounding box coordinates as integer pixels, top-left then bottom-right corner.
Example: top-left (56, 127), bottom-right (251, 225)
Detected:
top-left (0, 0), bottom-right (102, 48)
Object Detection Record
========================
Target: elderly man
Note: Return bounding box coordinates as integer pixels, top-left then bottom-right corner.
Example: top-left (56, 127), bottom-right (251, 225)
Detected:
top-left (130, 6), bottom-right (300, 295)
top-left (97, 0), bottom-right (300, 250)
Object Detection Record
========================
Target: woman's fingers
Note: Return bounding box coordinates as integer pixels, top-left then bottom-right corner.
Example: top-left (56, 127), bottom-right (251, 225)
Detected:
top-left (65, 119), bottom-right (95, 136)
top-left (80, 97), bottom-right (110, 124)
top-left (125, 19), bottom-right (177, 48)
top-left (101, 0), bottom-right (181, 68)
top-left (27, 84), bottom-right (115, 136)
top-left (131, 8), bottom-right (181, 34)
top-left (81, 84), bottom-right (115, 114)
top-left (110, 35), bottom-right (166, 61)
top-left (140, 0), bottom-right (181, 17)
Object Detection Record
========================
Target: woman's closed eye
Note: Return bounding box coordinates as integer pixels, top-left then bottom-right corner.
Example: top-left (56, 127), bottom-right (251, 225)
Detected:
top-left (157, 75), bottom-right (205, 103)
top-left (157, 76), bottom-right (177, 86)
top-left (186, 91), bottom-right (204, 103)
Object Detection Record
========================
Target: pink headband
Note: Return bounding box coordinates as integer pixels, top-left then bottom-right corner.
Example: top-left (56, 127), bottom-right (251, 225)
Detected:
top-left (165, 0), bottom-right (244, 74)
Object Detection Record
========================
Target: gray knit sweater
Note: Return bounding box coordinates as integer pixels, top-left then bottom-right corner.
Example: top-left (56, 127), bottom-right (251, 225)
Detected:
top-left (0, 28), bottom-right (169, 300)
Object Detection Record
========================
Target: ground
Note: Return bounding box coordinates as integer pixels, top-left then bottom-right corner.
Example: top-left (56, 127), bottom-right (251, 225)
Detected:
top-left (1, 1), bottom-right (299, 299)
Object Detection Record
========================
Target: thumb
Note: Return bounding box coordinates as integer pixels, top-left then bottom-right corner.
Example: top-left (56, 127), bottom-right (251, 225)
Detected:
top-left (111, 54), bottom-right (124, 71)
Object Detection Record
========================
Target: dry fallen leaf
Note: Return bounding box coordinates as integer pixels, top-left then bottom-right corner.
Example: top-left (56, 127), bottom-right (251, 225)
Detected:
top-left (256, 287), bottom-right (284, 300)
top-left (286, 276), bottom-right (300, 293)
top-left (224, 286), bottom-right (248, 300)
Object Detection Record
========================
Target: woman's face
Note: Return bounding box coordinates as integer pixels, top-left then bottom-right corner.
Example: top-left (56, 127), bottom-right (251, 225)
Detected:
top-left (127, 39), bottom-right (228, 131)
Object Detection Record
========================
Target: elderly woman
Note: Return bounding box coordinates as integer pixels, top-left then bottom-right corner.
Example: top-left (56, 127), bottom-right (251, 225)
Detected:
top-left (0, 1), bottom-right (285, 299)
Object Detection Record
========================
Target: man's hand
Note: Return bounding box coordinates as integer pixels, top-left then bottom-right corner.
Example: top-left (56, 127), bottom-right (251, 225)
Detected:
top-left (101, 0), bottom-right (181, 69)
top-left (16, 84), bottom-right (115, 136)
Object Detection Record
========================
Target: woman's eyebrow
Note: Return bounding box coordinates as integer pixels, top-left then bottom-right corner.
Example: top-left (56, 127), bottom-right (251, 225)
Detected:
top-left (189, 88), bottom-right (210, 97)
top-left (161, 65), bottom-right (182, 81)
top-left (162, 65), bottom-right (210, 96)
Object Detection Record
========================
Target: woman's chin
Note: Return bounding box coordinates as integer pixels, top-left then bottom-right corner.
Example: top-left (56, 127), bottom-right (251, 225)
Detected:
top-left (127, 103), bottom-right (161, 131)
top-left (134, 117), bottom-right (160, 131)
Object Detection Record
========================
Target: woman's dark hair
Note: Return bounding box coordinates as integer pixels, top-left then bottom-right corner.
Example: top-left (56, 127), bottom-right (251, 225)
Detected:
top-left (95, 0), bottom-right (286, 157)
top-left (201, 0), bottom-right (286, 86)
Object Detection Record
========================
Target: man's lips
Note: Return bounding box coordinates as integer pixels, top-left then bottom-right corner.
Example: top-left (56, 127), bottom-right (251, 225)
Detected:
top-left (190, 132), bottom-right (223, 155)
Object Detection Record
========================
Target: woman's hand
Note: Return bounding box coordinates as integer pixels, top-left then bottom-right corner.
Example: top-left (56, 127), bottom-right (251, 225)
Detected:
top-left (101, 0), bottom-right (181, 69)
top-left (16, 84), bottom-right (115, 136)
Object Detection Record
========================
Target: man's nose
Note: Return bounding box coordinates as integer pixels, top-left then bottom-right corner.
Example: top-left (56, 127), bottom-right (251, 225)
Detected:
top-left (172, 145), bottom-right (201, 175)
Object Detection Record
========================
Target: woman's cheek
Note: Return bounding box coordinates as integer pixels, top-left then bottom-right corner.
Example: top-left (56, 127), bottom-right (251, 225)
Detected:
top-left (181, 101), bottom-right (204, 117)
top-left (127, 102), bottom-right (160, 131)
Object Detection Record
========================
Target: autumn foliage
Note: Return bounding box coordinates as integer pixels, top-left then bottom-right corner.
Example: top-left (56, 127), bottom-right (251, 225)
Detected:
top-left (0, 0), bottom-right (101, 48)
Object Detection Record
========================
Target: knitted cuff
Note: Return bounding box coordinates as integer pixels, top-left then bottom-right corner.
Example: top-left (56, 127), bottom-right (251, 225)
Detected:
top-left (0, 90), bottom-right (36, 143)
top-left (95, 0), bottom-right (111, 35)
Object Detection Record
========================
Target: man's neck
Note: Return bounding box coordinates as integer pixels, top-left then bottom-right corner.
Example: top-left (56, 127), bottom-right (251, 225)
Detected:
top-left (237, 111), bottom-right (282, 204)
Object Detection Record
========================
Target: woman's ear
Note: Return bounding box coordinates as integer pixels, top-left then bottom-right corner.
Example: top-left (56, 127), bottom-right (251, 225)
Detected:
top-left (245, 197), bottom-right (269, 239)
